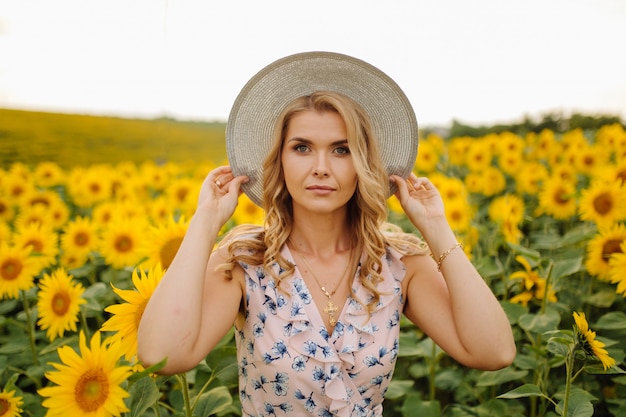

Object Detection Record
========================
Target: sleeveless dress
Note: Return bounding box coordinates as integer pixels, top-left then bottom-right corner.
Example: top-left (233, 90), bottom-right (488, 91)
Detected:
top-left (234, 244), bottom-right (407, 417)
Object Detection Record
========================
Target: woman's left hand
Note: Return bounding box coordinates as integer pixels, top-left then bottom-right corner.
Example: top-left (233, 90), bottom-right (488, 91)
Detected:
top-left (390, 173), bottom-right (446, 227)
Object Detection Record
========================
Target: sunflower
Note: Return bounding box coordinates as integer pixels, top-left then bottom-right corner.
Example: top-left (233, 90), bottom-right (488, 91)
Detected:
top-left (572, 312), bottom-right (616, 370)
top-left (143, 216), bottom-right (188, 269)
top-left (463, 171), bottom-right (484, 194)
top-left (585, 223), bottom-right (626, 280)
top-left (608, 241), bottom-right (626, 295)
top-left (574, 144), bottom-right (609, 177)
top-left (445, 198), bottom-right (473, 233)
top-left (447, 137), bottom-right (471, 167)
top-left (0, 387), bottom-right (23, 417)
top-left (538, 176), bottom-right (578, 220)
top-left (165, 177), bottom-right (201, 219)
top-left (550, 162), bottom-right (578, 185)
top-left (61, 216), bottom-right (100, 259)
top-left (466, 139), bottom-right (492, 173)
top-left (509, 255), bottom-right (557, 306)
top-left (579, 180), bottom-right (626, 226)
top-left (12, 223), bottom-right (59, 271)
top-left (12, 203), bottom-right (55, 231)
top-left (488, 194), bottom-right (526, 225)
top-left (67, 165), bottom-right (113, 208)
top-left (33, 161), bottom-right (66, 188)
top-left (98, 218), bottom-right (148, 269)
top-left (39, 331), bottom-right (132, 416)
top-left (0, 242), bottom-right (40, 299)
top-left (528, 128), bottom-right (556, 161)
top-left (146, 195), bottom-right (175, 225)
top-left (101, 264), bottom-right (165, 361)
top-left (0, 193), bottom-right (16, 223)
top-left (37, 268), bottom-right (86, 341)
top-left (515, 162), bottom-right (549, 195)
top-left (413, 139), bottom-right (440, 173)
top-left (480, 166), bottom-right (506, 197)
top-left (497, 150), bottom-right (525, 177)
top-left (232, 193), bottom-right (265, 226)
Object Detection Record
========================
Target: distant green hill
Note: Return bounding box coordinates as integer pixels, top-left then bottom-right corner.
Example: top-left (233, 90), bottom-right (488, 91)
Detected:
top-left (0, 108), bottom-right (227, 168)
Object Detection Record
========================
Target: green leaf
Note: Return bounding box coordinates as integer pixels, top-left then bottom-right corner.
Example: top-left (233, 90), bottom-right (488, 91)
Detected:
top-left (498, 384), bottom-right (549, 400)
top-left (385, 380), bottom-right (414, 400)
top-left (127, 376), bottom-right (161, 417)
top-left (475, 255), bottom-right (503, 278)
top-left (129, 358), bottom-right (168, 382)
top-left (551, 257), bottom-right (582, 279)
top-left (193, 386), bottom-right (233, 416)
top-left (507, 243), bottom-right (541, 261)
top-left (476, 367), bottom-right (529, 387)
top-left (595, 311), bottom-right (626, 330)
top-left (401, 393), bottom-right (441, 417)
top-left (584, 288), bottom-right (616, 308)
top-left (519, 310), bottom-right (561, 334)
top-left (500, 301), bottom-right (528, 325)
top-left (556, 393), bottom-right (593, 417)
top-left (584, 364), bottom-right (626, 375)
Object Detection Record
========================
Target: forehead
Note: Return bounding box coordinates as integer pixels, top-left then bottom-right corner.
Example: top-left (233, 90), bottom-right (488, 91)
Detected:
top-left (285, 110), bottom-right (347, 137)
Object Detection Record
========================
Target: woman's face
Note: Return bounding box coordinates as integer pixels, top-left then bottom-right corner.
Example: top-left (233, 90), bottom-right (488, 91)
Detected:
top-left (280, 110), bottom-right (358, 216)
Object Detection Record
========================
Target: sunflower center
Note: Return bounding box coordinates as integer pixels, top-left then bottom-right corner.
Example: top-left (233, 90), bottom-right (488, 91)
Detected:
top-left (25, 239), bottom-right (44, 253)
top-left (553, 187), bottom-right (569, 205)
top-left (75, 369), bottom-right (109, 412)
top-left (52, 291), bottom-right (71, 316)
top-left (0, 258), bottom-right (23, 281)
top-left (0, 398), bottom-right (9, 414)
top-left (114, 236), bottom-right (133, 253)
top-left (593, 192), bottom-right (613, 215)
top-left (602, 239), bottom-right (624, 262)
top-left (160, 237), bottom-right (183, 269)
top-left (74, 232), bottom-right (90, 247)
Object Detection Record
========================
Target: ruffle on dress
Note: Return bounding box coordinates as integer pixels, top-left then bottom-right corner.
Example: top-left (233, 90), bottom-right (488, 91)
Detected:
top-left (255, 245), bottom-right (407, 417)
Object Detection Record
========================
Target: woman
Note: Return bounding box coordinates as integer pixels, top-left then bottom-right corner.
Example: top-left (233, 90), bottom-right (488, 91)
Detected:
top-left (138, 53), bottom-right (515, 416)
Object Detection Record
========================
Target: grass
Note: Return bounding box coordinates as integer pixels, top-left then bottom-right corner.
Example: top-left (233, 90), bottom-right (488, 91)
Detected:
top-left (0, 108), bottom-right (228, 168)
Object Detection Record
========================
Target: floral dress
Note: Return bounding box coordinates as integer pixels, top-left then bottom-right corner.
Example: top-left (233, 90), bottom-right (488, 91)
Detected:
top-left (234, 245), bottom-right (407, 417)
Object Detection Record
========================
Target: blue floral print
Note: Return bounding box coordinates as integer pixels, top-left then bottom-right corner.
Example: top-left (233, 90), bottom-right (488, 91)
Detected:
top-left (235, 245), bottom-right (407, 416)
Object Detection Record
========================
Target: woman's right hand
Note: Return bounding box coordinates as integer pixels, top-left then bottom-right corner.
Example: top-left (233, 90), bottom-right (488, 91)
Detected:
top-left (197, 166), bottom-right (249, 226)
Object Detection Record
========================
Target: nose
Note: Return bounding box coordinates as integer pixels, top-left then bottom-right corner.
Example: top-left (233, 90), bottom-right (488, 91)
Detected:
top-left (313, 154), bottom-right (330, 177)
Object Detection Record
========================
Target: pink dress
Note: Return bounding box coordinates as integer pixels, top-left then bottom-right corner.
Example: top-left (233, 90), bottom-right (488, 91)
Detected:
top-left (234, 245), bottom-right (407, 417)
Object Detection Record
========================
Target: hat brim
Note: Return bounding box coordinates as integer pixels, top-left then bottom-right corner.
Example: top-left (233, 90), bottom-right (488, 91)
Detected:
top-left (226, 51), bottom-right (419, 207)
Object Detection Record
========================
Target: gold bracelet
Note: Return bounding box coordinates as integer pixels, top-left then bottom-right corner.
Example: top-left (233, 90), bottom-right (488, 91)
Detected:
top-left (434, 242), bottom-right (463, 272)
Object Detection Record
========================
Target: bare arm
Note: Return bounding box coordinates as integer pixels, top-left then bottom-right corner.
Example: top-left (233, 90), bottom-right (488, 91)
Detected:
top-left (137, 166), bottom-right (248, 375)
top-left (391, 174), bottom-right (516, 370)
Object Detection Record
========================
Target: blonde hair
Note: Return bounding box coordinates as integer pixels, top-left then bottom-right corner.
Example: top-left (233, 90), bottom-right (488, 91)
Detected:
top-left (220, 91), bottom-right (427, 313)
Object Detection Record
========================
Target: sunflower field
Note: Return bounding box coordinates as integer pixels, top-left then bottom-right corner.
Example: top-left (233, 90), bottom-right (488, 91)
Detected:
top-left (1, 116), bottom-right (626, 417)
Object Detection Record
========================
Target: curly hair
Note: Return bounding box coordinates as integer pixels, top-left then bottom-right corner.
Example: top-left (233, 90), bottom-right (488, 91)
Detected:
top-left (218, 91), bottom-right (427, 313)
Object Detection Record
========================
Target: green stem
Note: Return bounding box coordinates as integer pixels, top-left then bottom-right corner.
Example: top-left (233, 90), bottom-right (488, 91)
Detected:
top-left (562, 345), bottom-right (575, 417)
top-left (539, 262), bottom-right (554, 315)
top-left (21, 291), bottom-right (40, 366)
top-left (177, 372), bottom-right (193, 417)
top-left (428, 341), bottom-right (438, 401)
top-left (79, 307), bottom-right (91, 341)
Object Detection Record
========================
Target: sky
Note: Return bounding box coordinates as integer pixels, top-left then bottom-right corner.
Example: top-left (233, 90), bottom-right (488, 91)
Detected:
top-left (0, 0), bottom-right (625, 127)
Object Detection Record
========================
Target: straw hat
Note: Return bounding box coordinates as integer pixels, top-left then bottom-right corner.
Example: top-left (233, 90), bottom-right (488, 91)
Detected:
top-left (226, 51), bottom-right (418, 207)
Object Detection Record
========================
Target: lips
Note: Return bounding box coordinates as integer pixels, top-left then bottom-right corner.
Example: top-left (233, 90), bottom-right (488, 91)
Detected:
top-left (306, 185), bottom-right (335, 191)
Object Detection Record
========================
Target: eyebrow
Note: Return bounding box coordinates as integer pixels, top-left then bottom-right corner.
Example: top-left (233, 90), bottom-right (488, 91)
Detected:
top-left (286, 137), bottom-right (349, 146)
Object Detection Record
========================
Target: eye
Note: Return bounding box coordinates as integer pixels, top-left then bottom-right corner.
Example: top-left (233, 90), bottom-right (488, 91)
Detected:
top-left (294, 144), bottom-right (310, 153)
top-left (334, 146), bottom-right (350, 155)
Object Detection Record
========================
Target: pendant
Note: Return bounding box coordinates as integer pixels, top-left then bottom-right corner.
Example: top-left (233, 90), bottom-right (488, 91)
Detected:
top-left (324, 299), bottom-right (339, 326)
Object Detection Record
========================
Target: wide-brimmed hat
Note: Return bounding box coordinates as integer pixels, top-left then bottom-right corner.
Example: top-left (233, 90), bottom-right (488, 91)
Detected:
top-left (226, 51), bottom-right (418, 207)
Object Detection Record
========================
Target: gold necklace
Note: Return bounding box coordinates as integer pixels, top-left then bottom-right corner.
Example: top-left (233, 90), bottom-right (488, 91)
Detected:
top-left (289, 239), bottom-right (353, 327)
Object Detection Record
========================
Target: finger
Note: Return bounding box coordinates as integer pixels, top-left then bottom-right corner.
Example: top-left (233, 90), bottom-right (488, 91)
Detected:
top-left (390, 174), bottom-right (411, 200)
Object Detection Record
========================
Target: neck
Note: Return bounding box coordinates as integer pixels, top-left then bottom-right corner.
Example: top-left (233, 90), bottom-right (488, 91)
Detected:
top-left (290, 224), bottom-right (352, 258)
